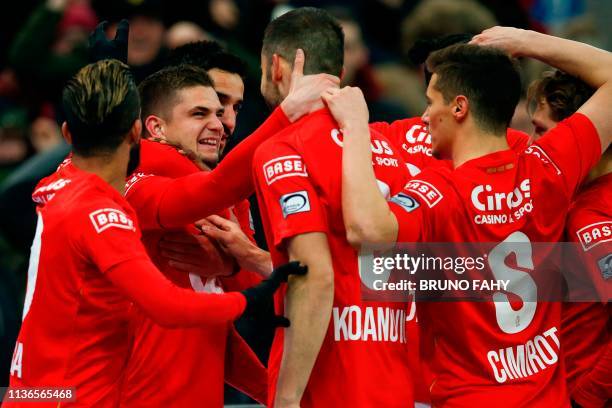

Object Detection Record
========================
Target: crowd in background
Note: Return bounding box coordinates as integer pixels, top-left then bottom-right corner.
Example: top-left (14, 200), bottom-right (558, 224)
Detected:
top-left (0, 0), bottom-right (610, 400)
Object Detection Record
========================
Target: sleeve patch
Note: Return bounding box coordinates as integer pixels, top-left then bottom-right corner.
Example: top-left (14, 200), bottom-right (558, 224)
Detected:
top-left (125, 172), bottom-right (153, 195)
top-left (576, 221), bottom-right (612, 251)
top-left (525, 145), bottom-right (562, 175)
top-left (389, 192), bottom-right (420, 213)
top-left (597, 254), bottom-right (612, 280)
top-left (280, 191), bottom-right (311, 218)
top-left (405, 179), bottom-right (443, 208)
top-left (263, 155), bottom-right (308, 185)
top-left (89, 208), bottom-right (136, 234)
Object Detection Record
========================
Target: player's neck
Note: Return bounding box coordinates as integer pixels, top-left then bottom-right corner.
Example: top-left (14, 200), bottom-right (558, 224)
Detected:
top-left (452, 125), bottom-right (509, 168)
top-left (586, 149), bottom-right (612, 183)
top-left (71, 152), bottom-right (128, 195)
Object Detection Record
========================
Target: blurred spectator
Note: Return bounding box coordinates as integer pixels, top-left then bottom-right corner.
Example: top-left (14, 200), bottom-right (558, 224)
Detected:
top-left (530, 0), bottom-right (586, 33)
top-left (30, 116), bottom-right (62, 154)
top-left (165, 21), bottom-right (212, 49)
top-left (9, 0), bottom-right (98, 106)
top-left (0, 108), bottom-right (30, 172)
top-left (93, 0), bottom-right (168, 82)
top-left (374, 0), bottom-right (498, 116)
top-left (330, 7), bottom-right (407, 122)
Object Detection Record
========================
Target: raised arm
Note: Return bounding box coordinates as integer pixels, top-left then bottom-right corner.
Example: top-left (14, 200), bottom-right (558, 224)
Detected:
top-left (471, 27), bottom-right (612, 152)
top-left (322, 87), bottom-right (399, 247)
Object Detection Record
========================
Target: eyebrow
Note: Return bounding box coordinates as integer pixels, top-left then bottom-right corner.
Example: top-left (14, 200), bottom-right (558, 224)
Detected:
top-left (192, 105), bottom-right (225, 115)
top-left (216, 91), bottom-right (243, 103)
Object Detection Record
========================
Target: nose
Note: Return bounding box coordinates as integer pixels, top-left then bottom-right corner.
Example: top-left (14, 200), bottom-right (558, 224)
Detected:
top-left (222, 109), bottom-right (237, 135)
top-left (421, 107), bottom-right (430, 125)
top-left (209, 116), bottom-right (223, 134)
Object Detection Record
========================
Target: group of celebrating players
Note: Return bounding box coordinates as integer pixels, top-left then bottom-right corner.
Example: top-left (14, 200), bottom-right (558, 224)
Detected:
top-left (3, 6), bottom-right (611, 408)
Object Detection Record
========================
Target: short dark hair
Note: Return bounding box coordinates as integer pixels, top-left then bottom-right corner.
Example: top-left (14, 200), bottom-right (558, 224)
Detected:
top-left (165, 41), bottom-right (247, 81)
top-left (62, 59), bottom-right (140, 156)
top-left (138, 65), bottom-right (214, 123)
top-left (527, 70), bottom-right (594, 122)
top-left (262, 7), bottom-right (344, 76)
top-left (426, 44), bottom-right (521, 134)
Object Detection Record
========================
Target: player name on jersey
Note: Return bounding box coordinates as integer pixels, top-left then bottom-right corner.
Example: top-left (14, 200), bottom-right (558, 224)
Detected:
top-left (332, 306), bottom-right (407, 344)
top-left (487, 326), bottom-right (560, 384)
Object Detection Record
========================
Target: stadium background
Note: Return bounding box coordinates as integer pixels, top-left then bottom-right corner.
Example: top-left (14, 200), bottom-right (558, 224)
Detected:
top-left (0, 0), bottom-right (610, 404)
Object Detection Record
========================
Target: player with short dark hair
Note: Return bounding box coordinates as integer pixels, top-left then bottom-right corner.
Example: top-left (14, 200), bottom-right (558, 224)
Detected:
top-left (5, 59), bottom-right (304, 406)
top-left (328, 27), bottom-right (611, 407)
top-left (120, 63), bottom-right (270, 407)
top-left (253, 7), bottom-right (414, 407)
top-left (528, 70), bottom-right (610, 407)
top-left (166, 41), bottom-right (247, 153)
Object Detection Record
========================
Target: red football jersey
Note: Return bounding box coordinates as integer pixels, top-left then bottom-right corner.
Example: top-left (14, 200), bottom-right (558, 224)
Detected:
top-left (562, 172), bottom-right (611, 405)
top-left (121, 140), bottom-right (266, 407)
top-left (388, 113), bottom-right (601, 407)
top-left (253, 109), bottom-right (414, 407)
top-left (370, 117), bottom-right (530, 403)
top-left (8, 163), bottom-right (149, 406)
top-left (370, 117), bottom-right (530, 175)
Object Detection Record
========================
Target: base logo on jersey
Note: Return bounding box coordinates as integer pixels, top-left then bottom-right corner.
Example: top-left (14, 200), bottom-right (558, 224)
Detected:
top-left (576, 221), bottom-right (612, 251)
top-left (125, 172), bottom-right (152, 195)
top-left (525, 145), bottom-right (561, 175)
top-left (280, 191), bottom-right (310, 218)
top-left (405, 179), bottom-right (442, 208)
top-left (263, 155), bottom-right (308, 185)
top-left (89, 208), bottom-right (135, 233)
top-left (597, 254), bottom-right (612, 280)
top-left (389, 192), bottom-right (420, 213)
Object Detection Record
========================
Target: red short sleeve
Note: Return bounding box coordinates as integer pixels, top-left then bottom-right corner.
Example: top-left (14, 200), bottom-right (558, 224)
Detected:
top-left (73, 201), bottom-right (150, 273)
top-left (566, 208), bottom-right (612, 302)
top-left (535, 113), bottom-right (601, 196)
top-left (253, 142), bottom-right (327, 250)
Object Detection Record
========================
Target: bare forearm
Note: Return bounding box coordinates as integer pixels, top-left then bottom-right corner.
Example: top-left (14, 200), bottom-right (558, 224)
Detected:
top-left (517, 31), bottom-right (612, 89)
top-left (275, 270), bottom-right (333, 405)
top-left (275, 234), bottom-right (334, 406)
top-left (342, 123), bottom-right (399, 245)
top-left (248, 248), bottom-right (273, 278)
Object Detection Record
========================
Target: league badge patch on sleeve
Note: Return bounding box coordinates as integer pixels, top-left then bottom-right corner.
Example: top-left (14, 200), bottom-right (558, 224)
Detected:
top-left (280, 191), bottom-right (311, 218)
top-left (89, 208), bottom-right (136, 233)
top-left (389, 193), bottom-right (420, 213)
top-left (598, 254), bottom-right (612, 280)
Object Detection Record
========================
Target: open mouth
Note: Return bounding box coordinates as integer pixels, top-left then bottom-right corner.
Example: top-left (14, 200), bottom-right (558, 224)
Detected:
top-left (198, 137), bottom-right (219, 148)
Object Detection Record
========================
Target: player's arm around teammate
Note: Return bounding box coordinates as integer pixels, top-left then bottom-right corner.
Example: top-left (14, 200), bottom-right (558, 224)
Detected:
top-left (323, 86), bottom-right (401, 246)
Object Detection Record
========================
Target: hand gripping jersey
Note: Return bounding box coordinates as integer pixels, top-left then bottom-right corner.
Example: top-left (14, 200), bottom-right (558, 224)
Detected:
top-left (562, 172), bottom-right (611, 407)
top-left (388, 113), bottom-right (601, 407)
top-left (120, 140), bottom-right (266, 407)
top-left (253, 109), bottom-right (414, 407)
